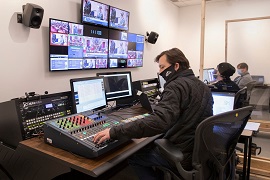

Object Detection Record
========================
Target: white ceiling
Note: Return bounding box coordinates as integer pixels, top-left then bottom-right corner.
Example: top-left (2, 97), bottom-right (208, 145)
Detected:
top-left (169, 0), bottom-right (226, 7)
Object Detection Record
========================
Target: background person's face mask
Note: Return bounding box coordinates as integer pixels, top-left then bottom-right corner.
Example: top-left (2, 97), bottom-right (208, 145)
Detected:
top-left (159, 65), bottom-right (176, 82)
top-left (237, 69), bottom-right (243, 75)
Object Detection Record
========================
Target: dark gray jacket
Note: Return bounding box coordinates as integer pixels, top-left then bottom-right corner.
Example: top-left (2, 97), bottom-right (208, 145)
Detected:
top-left (110, 69), bottom-right (213, 168)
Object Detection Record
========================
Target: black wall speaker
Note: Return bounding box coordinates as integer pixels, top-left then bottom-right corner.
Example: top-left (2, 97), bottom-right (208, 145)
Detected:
top-left (22, 3), bottom-right (44, 29)
top-left (147, 31), bottom-right (159, 44)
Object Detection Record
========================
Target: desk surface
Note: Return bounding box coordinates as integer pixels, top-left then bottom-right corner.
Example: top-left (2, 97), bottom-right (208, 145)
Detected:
top-left (20, 135), bottom-right (161, 177)
top-left (241, 129), bottom-right (253, 137)
top-left (19, 105), bottom-right (160, 177)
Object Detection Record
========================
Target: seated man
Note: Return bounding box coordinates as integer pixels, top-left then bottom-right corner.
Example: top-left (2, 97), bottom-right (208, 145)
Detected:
top-left (212, 62), bottom-right (240, 92)
top-left (93, 48), bottom-right (213, 179)
top-left (234, 62), bottom-right (253, 89)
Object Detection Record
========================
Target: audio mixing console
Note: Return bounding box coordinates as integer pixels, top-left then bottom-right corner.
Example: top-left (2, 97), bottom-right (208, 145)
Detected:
top-left (44, 112), bottom-right (150, 158)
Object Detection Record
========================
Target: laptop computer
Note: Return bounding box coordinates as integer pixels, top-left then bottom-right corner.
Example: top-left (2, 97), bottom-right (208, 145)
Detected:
top-left (251, 75), bottom-right (264, 87)
top-left (212, 91), bottom-right (235, 115)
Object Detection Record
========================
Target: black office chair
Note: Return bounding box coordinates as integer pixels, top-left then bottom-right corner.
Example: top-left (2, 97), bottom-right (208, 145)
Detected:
top-left (234, 86), bottom-right (247, 109)
top-left (243, 81), bottom-right (256, 106)
top-left (154, 106), bottom-right (253, 180)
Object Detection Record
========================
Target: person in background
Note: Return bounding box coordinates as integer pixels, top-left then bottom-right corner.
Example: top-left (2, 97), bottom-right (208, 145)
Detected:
top-left (212, 62), bottom-right (240, 92)
top-left (234, 62), bottom-right (253, 89)
top-left (97, 6), bottom-right (103, 20)
top-left (120, 12), bottom-right (126, 26)
top-left (118, 42), bottom-right (125, 54)
top-left (110, 7), bottom-right (116, 25)
top-left (84, 0), bottom-right (91, 16)
top-left (93, 48), bottom-right (213, 179)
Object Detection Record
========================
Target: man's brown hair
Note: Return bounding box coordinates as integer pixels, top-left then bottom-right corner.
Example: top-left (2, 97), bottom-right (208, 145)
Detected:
top-left (155, 48), bottom-right (190, 70)
top-left (237, 62), bottom-right (248, 70)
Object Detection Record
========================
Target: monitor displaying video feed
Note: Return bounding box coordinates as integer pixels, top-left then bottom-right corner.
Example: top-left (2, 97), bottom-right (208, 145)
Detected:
top-left (70, 76), bottom-right (107, 113)
top-left (109, 6), bottom-right (129, 31)
top-left (81, 0), bottom-right (109, 27)
top-left (108, 29), bottom-right (128, 68)
top-left (202, 68), bottom-right (217, 84)
top-left (127, 33), bottom-right (144, 68)
top-left (49, 18), bottom-right (109, 71)
top-left (96, 71), bottom-right (133, 101)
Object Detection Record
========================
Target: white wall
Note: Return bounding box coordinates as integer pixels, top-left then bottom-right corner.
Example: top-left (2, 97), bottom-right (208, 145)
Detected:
top-left (3, 0), bottom-right (269, 103)
top-left (0, 0), bottom-right (180, 102)
top-left (178, 0), bottom-right (270, 82)
top-left (228, 19), bottom-right (270, 83)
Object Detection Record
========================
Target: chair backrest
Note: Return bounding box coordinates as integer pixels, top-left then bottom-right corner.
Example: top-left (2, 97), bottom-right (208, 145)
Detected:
top-left (245, 80), bottom-right (256, 102)
top-left (234, 86), bottom-right (247, 109)
top-left (192, 106), bottom-right (253, 180)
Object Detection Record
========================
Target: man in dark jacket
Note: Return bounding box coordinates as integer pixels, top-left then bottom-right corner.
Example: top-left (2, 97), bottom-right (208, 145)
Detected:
top-left (212, 62), bottom-right (240, 92)
top-left (94, 48), bottom-right (213, 179)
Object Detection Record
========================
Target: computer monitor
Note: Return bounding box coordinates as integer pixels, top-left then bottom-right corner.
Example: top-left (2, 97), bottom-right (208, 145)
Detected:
top-left (202, 68), bottom-right (216, 84)
top-left (251, 75), bottom-right (264, 86)
top-left (96, 71), bottom-right (133, 101)
top-left (70, 76), bottom-right (107, 113)
top-left (109, 6), bottom-right (129, 31)
top-left (81, 0), bottom-right (109, 27)
top-left (212, 91), bottom-right (235, 115)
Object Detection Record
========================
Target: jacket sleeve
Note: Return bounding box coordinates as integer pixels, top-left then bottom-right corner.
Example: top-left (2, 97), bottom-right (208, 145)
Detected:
top-left (238, 76), bottom-right (251, 89)
top-left (110, 83), bottom-right (183, 140)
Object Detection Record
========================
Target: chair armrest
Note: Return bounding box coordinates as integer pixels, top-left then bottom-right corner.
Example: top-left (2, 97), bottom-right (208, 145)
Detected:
top-left (154, 139), bottom-right (184, 163)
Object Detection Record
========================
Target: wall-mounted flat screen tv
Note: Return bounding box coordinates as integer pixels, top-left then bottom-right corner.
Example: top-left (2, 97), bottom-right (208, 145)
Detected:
top-left (49, 18), bottom-right (109, 71)
top-left (81, 0), bottom-right (109, 27)
top-left (109, 6), bottom-right (129, 31)
top-left (108, 29), bottom-right (128, 68)
top-left (127, 33), bottom-right (144, 68)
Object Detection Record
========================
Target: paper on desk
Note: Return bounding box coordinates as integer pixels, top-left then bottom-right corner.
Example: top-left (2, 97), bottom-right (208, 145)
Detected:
top-left (244, 122), bottom-right (260, 131)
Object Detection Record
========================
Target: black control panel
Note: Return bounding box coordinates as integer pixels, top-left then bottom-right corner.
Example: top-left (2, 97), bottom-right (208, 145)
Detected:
top-left (0, 91), bottom-right (73, 148)
top-left (133, 78), bottom-right (159, 97)
top-left (19, 93), bottom-right (72, 138)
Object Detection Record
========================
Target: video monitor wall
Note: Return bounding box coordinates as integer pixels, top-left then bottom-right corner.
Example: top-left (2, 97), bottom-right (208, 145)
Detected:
top-left (49, 18), bottom-right (109, 71)
top-left (81, 0), bottom-right (109, 27)
top-left (109, 6), bottom-right (129, 31)
top-left (49, 2), bottom-right (144, 71)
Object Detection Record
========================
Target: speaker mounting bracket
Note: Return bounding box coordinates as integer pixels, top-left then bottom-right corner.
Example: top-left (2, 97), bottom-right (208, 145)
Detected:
top-left (17, 13), bottom-right (23, 23)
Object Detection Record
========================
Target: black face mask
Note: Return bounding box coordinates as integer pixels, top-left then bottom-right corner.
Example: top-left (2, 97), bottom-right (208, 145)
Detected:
top-left (159, 65), bottom-right (176, 82)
